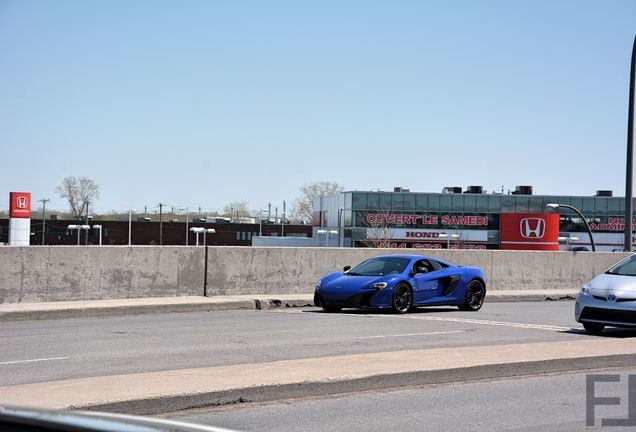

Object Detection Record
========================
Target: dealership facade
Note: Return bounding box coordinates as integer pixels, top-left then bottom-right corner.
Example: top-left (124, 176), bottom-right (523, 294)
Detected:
top-left (315, 187), bottom-right (635, 251)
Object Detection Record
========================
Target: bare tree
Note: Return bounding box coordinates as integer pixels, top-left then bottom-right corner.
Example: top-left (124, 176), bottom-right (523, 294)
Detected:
top-left (291, 181), bottom-right (344, 223)
top-left (55, 176), bottom-right (100, 219)
top-left (362, 209), bottom-right (395, 248)
top-left (223, 200), bottom-right (250, 217)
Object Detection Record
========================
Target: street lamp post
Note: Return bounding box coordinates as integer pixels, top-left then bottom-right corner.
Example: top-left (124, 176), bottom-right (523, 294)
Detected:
top-left (547, 203), bottom-right (596, 251)
top-left (93, 225), bottom-right (103, 246)
top-left (317, 229), bottom-right (338, 247)
top-left (128, 208), bottom-right (136, 246)
top-left (439, 233), bottom-right (459, 249)
top-left (259, 208), bottom-right (268, 236)
top-left (281, 211), bottom-right (286, 238)
top-left (179, 207), bottom-right (190, 245)
top-left (337, 207), bottom-right (344, 247)
top-left (190, 227), bottom-right (216, 296)
top-left (67, 225), bottom-right (81, 245)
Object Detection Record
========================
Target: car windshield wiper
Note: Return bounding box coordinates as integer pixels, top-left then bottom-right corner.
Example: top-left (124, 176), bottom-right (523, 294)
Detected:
top-left (346, 272), bottom-right (361, 276)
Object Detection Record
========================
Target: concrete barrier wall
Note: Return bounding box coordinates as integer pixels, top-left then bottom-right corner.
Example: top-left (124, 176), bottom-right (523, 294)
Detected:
top-left (0, 246), bottom-right (631, 303)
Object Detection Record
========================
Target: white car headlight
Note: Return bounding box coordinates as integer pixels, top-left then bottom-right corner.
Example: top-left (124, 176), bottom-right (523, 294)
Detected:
top-left (580, 283), bottom-right (591, 297)
top-left (369, 282), bottom-right (388, 290)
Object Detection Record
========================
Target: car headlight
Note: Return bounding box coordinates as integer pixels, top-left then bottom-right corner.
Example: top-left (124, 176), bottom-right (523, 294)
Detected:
top-left (369, 282), bottom-right (388, 290)
top-left (315, 280), bottom-right (321, 290)
top-left (580, 283), bottom-right (591, 297)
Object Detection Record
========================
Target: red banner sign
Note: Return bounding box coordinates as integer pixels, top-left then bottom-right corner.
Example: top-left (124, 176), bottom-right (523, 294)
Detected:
top-left (499, 213), bottom-right (559, 251)
top-left (366, 213), bottom-right (488, 226)
top-left (9, 192), bottom-right (31, 218)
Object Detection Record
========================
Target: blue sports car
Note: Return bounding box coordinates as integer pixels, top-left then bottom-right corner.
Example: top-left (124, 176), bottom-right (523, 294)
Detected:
top-left (314, 254), bottom-right (486, 313)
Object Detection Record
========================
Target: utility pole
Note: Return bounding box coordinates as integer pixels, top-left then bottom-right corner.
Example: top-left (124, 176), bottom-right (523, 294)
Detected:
top-left (158, 203), bottom-right (166, 245)
top-left (38, 198), bottom-right (50, 245)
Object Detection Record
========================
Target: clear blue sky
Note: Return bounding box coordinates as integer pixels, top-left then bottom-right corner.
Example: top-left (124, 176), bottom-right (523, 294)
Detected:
top-left (1, 0), bottom-right (635, 214)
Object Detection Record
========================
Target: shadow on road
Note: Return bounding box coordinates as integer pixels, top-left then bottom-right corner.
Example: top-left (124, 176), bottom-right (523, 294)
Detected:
top-left (562, 328), bottom-right (636, 338)
top-left (304, 307), bottom-right (461, 315)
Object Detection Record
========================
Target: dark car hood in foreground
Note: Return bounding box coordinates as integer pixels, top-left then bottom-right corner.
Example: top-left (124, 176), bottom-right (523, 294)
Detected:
top-left (0, 405), bottom-right (238, 432)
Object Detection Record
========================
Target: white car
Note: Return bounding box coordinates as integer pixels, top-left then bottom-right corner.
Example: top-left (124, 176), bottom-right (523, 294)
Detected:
top-left (575, 254), bottom-right (636, 333)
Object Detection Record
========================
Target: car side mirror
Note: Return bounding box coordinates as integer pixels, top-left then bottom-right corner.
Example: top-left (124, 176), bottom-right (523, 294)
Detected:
top-left (343, 265), bottom-right (351, 272)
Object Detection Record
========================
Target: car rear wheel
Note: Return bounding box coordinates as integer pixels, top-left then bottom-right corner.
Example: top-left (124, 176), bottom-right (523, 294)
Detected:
top-left (392, 283), bottom-right (412, 314)
top-left (458, 279), bottom-right (485, 311)
top-left (583, 322), bottom-right (605, 334)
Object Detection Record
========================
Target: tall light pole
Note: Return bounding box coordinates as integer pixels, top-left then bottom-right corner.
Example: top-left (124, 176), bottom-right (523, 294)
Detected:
top-left (128, 208), bottom-right (136, 246)
top-left (625, 34), bottom-right (636, 252)
top-left (191, 227), bottom-right (216, 295)
top-left (338, 207), bottom-right (344, 247)
top-left (158, 203), bottom-right (166, 245)
top-left (281, 200), bottom-right (286, 238)
top-left (38, 198), bottom-right (50, 245)
top-left (84, 201), bottom-right (90, 246)
top-left (67, 225), bottom-right (81, 245)
top-left (317, 229), bottom-right (338, 247)
top-left (547, 203), bottom-right (595, 251)
top-left (93, 225), bottom-right (102, 246)
top-left (259, 208), bottom-right (267, 236)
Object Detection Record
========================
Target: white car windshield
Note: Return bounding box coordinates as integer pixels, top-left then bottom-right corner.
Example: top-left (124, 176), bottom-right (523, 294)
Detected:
top-left (606, 255), bottom-right (636, 276)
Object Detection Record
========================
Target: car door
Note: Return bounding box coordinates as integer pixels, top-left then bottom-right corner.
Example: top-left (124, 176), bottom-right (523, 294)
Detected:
top-left (411, 259), bottom-right (460, 303)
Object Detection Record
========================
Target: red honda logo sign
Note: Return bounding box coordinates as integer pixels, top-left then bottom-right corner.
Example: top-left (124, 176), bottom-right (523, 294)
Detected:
top-left (9, 192), bottom-right (31, 218)
top-left (499, 213), bottom-right (559, 251)
top-left (520, 218), bottom-right (545, 239)
top-left (16, 196), bottom-right (27, 209)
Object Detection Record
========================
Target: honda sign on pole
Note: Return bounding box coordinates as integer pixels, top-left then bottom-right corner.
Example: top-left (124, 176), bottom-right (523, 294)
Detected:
top-left (9, 192), bottom-right (31, 246)
top-left (499, 213), bottom-right (559, 251)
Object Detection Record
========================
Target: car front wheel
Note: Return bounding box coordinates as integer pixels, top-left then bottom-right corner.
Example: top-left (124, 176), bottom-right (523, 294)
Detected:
top-left (458, 279), bottom-right (486, 311)
top-left (392, 283), bottom-right (412, 314)
top-left (583, 322), bottom-right (605, 334)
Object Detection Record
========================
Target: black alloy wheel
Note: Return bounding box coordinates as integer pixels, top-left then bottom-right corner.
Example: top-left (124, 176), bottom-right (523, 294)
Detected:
top-left (392, 283), bottom-right (413, 314)
top-left (459, 279), bottom-right (486, 311)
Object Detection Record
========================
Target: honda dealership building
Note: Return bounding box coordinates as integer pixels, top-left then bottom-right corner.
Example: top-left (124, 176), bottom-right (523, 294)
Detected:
top-left (314, 186), bottom-right (634, 251)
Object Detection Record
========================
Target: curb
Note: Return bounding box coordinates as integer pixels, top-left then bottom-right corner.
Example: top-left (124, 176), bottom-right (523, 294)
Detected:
top-left (0, 298), bottom-right (314, 322)
top-left (0, 294), bottom-right (576, 322)
top-left (82, 353), bottom-right (636, 416)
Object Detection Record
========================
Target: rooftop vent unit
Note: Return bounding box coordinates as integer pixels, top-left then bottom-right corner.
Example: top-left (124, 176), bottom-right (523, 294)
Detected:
top-left (394, 187), bottom-right (410, 192)
top-left (442, 186), bottom-right (463, 194)
top-left (511, 185), bottom-right (533, 195)
top-left (464, 185), bottom-right (483, 194)
top-left (595, 190), bottom-right (613, 197)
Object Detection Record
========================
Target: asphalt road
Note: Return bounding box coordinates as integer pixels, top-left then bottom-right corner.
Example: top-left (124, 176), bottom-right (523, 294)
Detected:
top-left (1, 301), bottom-right (636, 386)
top-left (168, 368), bottom-right (636, 432)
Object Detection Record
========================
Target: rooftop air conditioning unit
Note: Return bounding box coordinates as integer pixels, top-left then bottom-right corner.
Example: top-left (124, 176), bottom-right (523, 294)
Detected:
top-left (442, 186), bottom-right (462, 194)
top-left (464, 186), bottom-right (483, 194)
top-left (512, 185), bottom-right (533, 195)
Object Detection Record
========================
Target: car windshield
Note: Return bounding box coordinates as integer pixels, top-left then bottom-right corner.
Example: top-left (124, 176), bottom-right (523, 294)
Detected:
top-left (347, 257), bottom-right (411, 276)
top-left (606, 255), bottom-right (636, 276)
